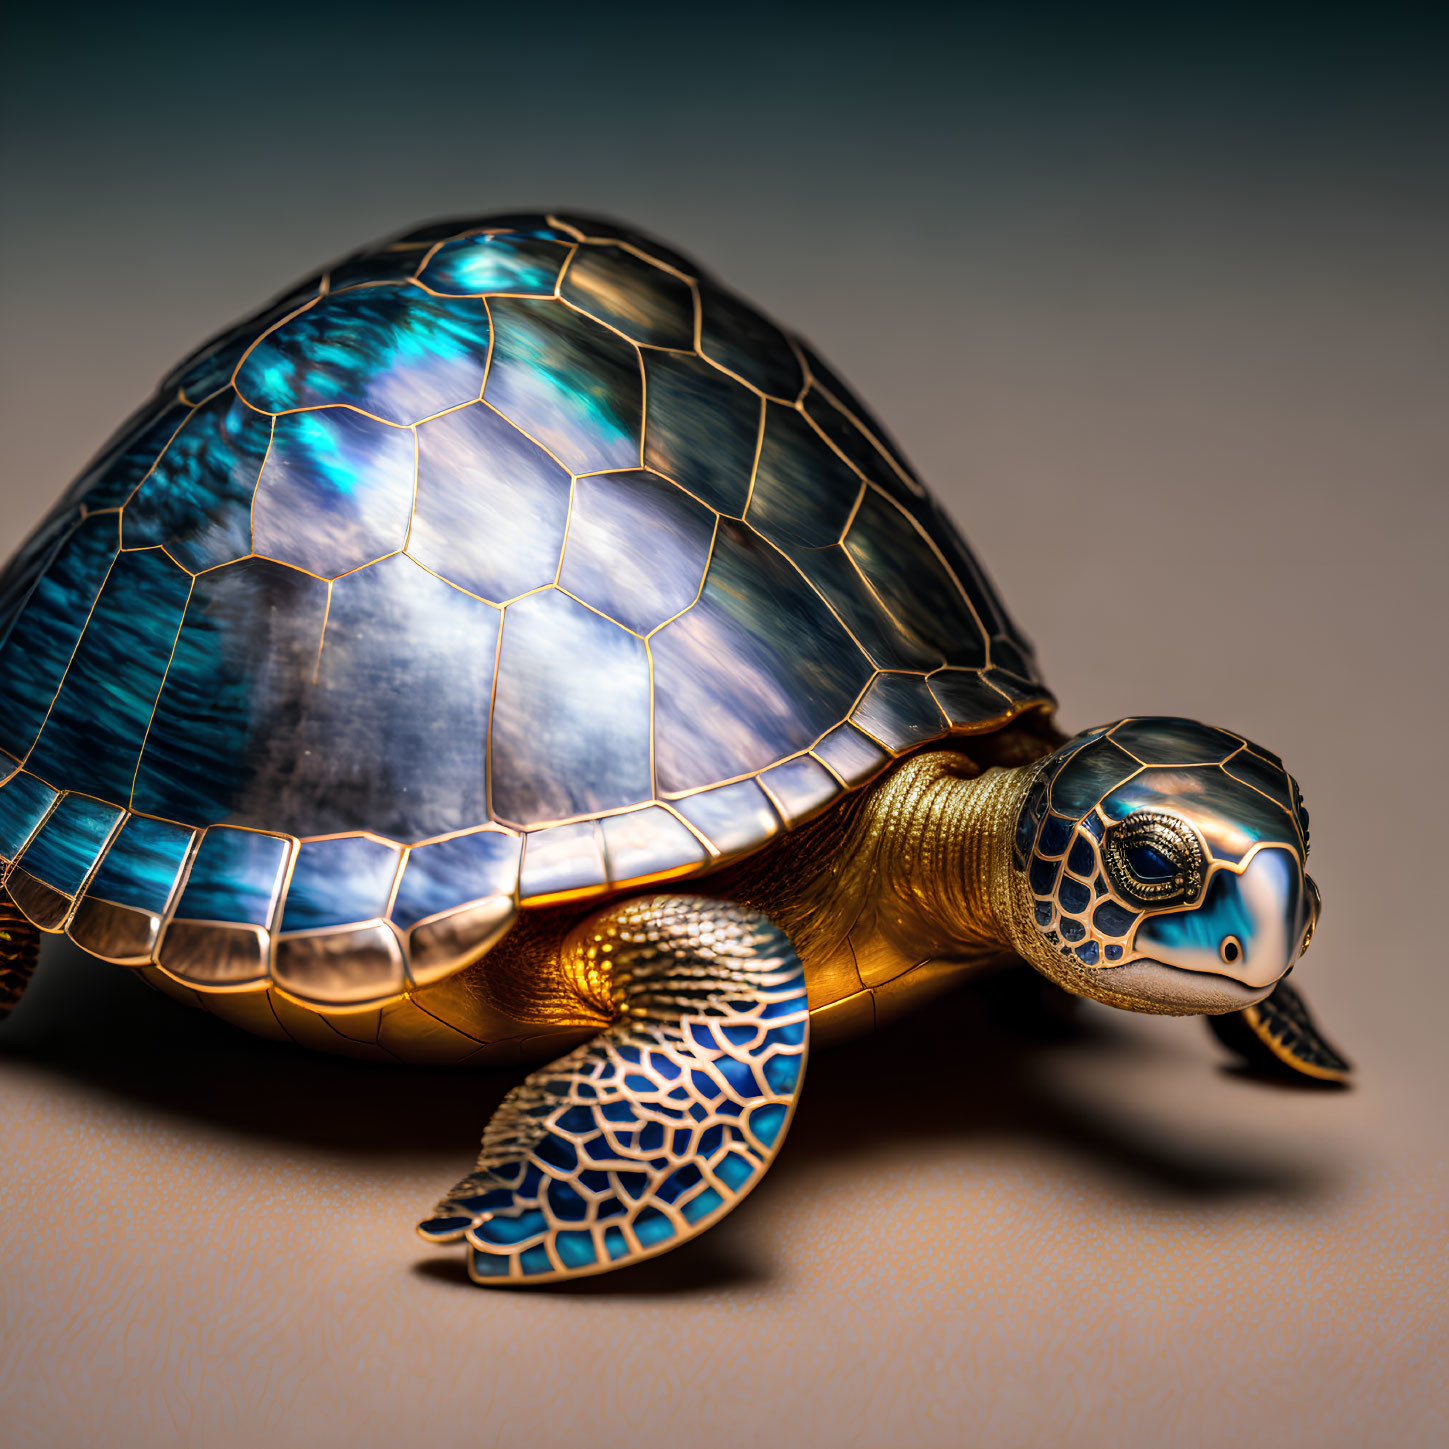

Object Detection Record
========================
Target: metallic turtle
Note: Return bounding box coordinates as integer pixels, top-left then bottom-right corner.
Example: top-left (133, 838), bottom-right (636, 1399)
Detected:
top-left (0, 212), bottom-right (1348, 1285)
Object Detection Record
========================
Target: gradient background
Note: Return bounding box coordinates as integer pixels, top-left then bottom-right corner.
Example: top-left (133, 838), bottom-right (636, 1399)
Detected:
top-left (1, 4), bottom-right (1445, 1446)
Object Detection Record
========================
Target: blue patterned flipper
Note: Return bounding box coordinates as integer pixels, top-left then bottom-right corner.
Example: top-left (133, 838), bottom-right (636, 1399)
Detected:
top-left (417, 896), bottom-right (808, 1284)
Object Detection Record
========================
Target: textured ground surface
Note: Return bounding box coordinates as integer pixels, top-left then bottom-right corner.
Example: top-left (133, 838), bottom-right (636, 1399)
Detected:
top-left (2, 7), bottom-right (1445, 1447)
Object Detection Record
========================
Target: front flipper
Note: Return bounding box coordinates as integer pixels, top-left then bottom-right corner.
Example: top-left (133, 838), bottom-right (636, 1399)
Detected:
top-left (418, 896), bottom-right (808, 1284)
top-left (1207, 977), bottom-right (1351, 1083)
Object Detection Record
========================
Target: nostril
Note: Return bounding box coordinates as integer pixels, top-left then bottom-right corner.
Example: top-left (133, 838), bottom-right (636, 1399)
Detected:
top-left (1220, 936), bottom-right (1241, 965)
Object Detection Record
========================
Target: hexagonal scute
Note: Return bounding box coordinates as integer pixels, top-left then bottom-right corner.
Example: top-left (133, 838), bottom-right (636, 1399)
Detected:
top-left (123, 390), bottom-right (270, 572)
top-left (484, 297), bottom-right (642, 474)
top-left (548, 214), bottom-right (702, 278)
top-left (411, 403), bottom-right (572, 602)
top-left (560, 244), bottom-right (696, 348)
top-left (327, 245), bottom-right (429, 292)
top-left (252, 407), bottom-right (416, 579)
top-left (418, 231), bottom-right (571, 297)
top-left (490, 588), bottom-right (652, 828)
top-left (652, 520), bottom-right (873, 793)
top-left (698, 282), bottom-right (803, 401)
top-left (745, 403), bottom-right (862, 550)
top-left (235, 285), bottom-right (492, 425)
top-left (784, 543), bottom-right (943, 672)
top-left (844, 487), bottom-right (987, 671)
top-left (133, 553), bottom-right (499, 841)
top-left (163, 283), bottom-right (324, 407)
top-left (557, 470), bottom-right (716, 633)
top-left (642, 351), bottom-right (761, 515)
top-left (1109, 718), bottom-right (1243, 766)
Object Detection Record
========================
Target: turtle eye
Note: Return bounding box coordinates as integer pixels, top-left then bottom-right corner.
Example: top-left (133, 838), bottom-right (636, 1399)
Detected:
top-left (1124, 843), bottom-right (1175, 881)
top-left (1103, 812), bottom-right (1205, 909)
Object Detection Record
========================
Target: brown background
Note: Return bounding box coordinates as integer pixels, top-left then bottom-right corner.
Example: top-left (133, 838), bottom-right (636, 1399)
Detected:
top-left (1, 5), bottom-right (1444, 1446)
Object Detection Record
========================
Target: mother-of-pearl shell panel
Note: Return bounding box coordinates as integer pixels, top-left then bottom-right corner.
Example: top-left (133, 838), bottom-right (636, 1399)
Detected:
top-left (0, 212), bottom-right (1052, 1006)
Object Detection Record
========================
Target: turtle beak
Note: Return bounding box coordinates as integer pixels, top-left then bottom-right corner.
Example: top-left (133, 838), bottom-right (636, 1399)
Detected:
top-left (1135, 846), bottom-right (1309, 991)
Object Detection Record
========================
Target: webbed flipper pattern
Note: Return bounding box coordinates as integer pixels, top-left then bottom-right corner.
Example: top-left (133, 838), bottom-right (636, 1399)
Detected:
top-left (1208, 977), bottom-right (1351, 1083)
top-left (418, 895), bottom-right (808, 1283)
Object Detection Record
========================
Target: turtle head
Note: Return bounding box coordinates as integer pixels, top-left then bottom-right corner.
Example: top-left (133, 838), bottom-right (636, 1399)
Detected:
top-left (1006, 717), bottom-right (1318, 1016)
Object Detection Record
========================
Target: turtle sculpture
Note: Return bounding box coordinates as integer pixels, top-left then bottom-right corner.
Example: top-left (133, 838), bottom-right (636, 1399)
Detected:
top-left (0, 212), bottom-right (1349, 1285)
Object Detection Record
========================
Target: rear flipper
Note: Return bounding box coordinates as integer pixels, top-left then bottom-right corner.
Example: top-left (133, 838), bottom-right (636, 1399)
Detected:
top-left (1207, 977), bottom-right (1351, 1083)
top-left (0, 892), bottom-right (40, 1022)
top-left (418, 895), bottom-right (808, 1284)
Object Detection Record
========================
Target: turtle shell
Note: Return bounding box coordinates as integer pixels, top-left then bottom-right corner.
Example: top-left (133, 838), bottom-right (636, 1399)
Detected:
top-left (0, 212), bottom-right (1053, 1009)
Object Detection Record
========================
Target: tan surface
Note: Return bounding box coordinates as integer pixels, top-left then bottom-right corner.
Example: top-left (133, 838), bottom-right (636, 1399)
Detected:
top-left (2, 11), bottom-right (1446, 1446)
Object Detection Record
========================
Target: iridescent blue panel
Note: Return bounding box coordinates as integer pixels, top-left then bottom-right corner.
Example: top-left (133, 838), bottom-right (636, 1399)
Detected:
top-left (844, 490), bottom-right (986, 670)
top-left (281, 555), bottom-right (498, 840)
top-left (280, 835), bottom-right (403, 931)
top-left (490, 589), bottom-right (651, 826)
top-left (418, 233), bottom-right (569, 296)
top-left (1110, 718), bottom-right (1240, 765)
top-left (57, 396), bottom-right (192, 514)
top-left (132, 558), bottom-right (329, 826)
top-left (0, 514), bottom-right (118, 759)
top-left (557, 471), bottom-right (715, 632)
top-left (253, 408), bottom-right (416, 578)
top-left (16, 794), bottom-right (123, 895)
top-left (122, 391), bottom-right (271, 572)
top-left (0, 509), bottom-right (78, 651)
top-left (173, 827), bottom-right (290, 927)
top-left (850, 673), bottom-right (947, 753)
top-left (1049, 738), bottom-right (1140, 817)
top-left (928, 669), bottom-right (1012, 728)
top-left (0, 774), bottom-right (58, 862)
top-left (412, 403), bottom-right (571, 601)
top-left (642, 352), bottom-right (761, 515)
top-left (1068, 836), bottom-right (1097, 877)
top-left (812, 723), bottom-right (889, 786)
top-left (26, 548), bottom-right (193, 805)
top-left (1100, 766), bottom-right (1299, 865)
top-left (484, 297), bottom-right (642, 473)
top-left (236, 286), bottom-right (492, 425)
top-left (697, 284), bottom-right (803, 400)
top-left (164, 289), bottom-right (320, 405)
top-left (559, 245), bottom-right (695, 348)
top-left (672, 780), bottom-right (779, 855)
top-left (328, 247), bottom-right (427, 291)
top-left (745, 404), bottom-right (861, 550)
top-left (86, 814), bottom-right (195, 913)
top-left (652, 522), bottom-right (872, 792)
top-left (391, 829), bottom-right (521, 931)
top-left (785, 544), bottom-right (942, 673)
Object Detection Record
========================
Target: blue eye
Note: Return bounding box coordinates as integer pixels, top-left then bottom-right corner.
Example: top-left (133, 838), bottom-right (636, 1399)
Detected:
top-left (1125, 843), bottom-right (1177, 881)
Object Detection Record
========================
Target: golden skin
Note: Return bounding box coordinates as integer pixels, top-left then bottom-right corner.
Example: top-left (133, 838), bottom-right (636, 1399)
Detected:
top-left (177, 720), bottom-right (1072, 1065)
